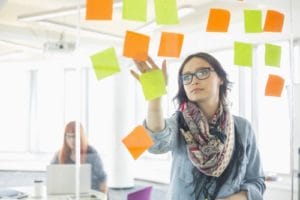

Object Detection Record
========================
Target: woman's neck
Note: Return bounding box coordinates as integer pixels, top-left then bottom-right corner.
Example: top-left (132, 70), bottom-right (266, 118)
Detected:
top-left (196, 99), bottom-right (219, 121)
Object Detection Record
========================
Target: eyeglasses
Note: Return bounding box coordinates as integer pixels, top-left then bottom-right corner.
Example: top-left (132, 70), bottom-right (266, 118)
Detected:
top-left (66, 134), bottom-right (75, 139)
top-left (181, 68), bottom-right (215, 85)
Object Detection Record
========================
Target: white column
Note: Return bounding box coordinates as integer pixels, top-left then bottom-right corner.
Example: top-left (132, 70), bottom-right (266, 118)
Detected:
top-left (109, 62), bottom-right (135, 188)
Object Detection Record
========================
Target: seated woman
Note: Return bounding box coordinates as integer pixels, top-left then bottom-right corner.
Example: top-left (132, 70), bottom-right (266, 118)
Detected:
top-left (51, 121), bottom-right (107, 194)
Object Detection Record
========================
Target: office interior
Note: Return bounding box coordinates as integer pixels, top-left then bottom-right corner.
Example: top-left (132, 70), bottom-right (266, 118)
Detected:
top-left (0, 0), bottom-right (300, 199)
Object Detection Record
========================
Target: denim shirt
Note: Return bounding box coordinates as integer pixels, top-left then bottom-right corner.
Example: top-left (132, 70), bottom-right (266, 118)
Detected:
top-left (145, 113), bottom-right (265, 200)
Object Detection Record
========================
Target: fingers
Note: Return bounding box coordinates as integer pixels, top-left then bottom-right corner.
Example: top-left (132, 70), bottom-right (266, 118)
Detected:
top-left (133, 59), bottom-right (151, 73)
top-left (133, 60), bottom-right (143, 73)
top-left (140, 61), bottom-right (151, 72)
top-left (161, 59), bottom-right (167, 74)
top-left (130, 69), bottom-right (140, 81)
top-left (147, 56), bottom-right (159, 69)
top-left (161, 59), bottom-right (168, 84)
top-left (132, 56), bottom-right (166, 77)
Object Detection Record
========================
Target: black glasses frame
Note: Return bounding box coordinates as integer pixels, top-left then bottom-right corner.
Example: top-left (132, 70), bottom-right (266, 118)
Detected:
top-left (181, 68), bottom-right (215, 85)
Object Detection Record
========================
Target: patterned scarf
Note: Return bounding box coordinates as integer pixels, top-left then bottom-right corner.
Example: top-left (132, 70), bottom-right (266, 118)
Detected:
top-left (179, 101), bottom-right (234, 177)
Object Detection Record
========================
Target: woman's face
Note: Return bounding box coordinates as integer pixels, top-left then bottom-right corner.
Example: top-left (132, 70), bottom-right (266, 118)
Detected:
top-left (182, 57), bottom-right (223, 104)
top-left (65, 133), bottom-right (76, 150)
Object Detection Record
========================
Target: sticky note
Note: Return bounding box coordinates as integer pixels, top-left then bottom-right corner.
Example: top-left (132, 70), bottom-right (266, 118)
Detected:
top-left (90, 48), bottom-right (120, 80)
top-left (123, 0), bottom-right (147, 22)
top-left (265, 43), bottom-right (281, 67)
top-left (86, 0), bottom-right (113, 20)
top-left (234, 41), bottom-right (253, 67)
top-left (140, 69), bottom-right (166, 100)
top-left (206, 8), bottom-right (231, 32)
top-left (127, 186), bottom-right (153, 200)
top-left (158, 32), bottom-right (184, 57)
top-left (122, 126), bottom-right (154, 160)
top-left (263, 10), bottom-right (284, 32)
top-left (265, 74), bottom-right (284, 97)
top-left (123, 31), bottom-right (150, 61)
top-left (244, 10), bottom-right (262, 33)
top-left (154, 0), bottom-right (179, 25)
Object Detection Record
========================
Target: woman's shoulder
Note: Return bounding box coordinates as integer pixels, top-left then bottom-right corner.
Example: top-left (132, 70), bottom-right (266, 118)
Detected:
top-left (233, 115), bottom-right (254, 142)
top-left (50, 151), bottom-right (60, 164)
top-left (233, 115), bottom-right (252, 129)
top-left (87, 145), bottom-right (98, 154)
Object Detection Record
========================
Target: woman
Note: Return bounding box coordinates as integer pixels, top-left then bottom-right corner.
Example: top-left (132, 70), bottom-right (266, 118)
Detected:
top-left (131, 53), bottom-right (265, 200)
top-left (51, 121), bottom-right (108, 194)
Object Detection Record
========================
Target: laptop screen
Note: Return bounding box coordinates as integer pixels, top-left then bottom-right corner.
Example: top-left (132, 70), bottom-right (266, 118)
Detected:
top-left (46, 164), bottom-right (91, 195)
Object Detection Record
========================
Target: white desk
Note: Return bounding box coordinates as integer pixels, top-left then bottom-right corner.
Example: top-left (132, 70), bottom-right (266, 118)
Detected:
top-left (6, 186), bottom-right (107, 200)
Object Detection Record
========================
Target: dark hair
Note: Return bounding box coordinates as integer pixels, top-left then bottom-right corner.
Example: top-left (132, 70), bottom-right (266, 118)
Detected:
top-left (173, 52), bottom-right (231, 107)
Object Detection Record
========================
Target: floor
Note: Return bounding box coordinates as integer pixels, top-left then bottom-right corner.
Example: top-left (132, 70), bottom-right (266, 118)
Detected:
top-left (0, 170), bottom-right (168, 199)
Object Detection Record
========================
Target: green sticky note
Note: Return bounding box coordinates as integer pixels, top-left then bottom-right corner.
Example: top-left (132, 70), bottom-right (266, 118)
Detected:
top-left (123, 0), bottom-right (147, 22)
top-left (265, 43), bottom-right (281, 67)
top-left (234, 41), bottom-right (253, 67)
top-left (90, 48), bottom-right (120, 80)
top-left (154, 0), bottom-right (179, 25)
top-left (244, 10), bottom-right (262, 33)
top-left (140, 69), bottom-right (166, 100)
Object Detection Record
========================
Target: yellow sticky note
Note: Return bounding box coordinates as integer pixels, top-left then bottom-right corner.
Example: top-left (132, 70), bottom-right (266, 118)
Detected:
top-left (140, 69), bottom-right (166, 100)
top-left (244, 10), bottom-right (262, 33)
top-left (158, 32), bottom-right (184, 58)
top-left (234, 41), bottom-right (253, 67)
top-left (265, 43), bottom-right (281, 67)
top-left (90, 48), bottom-right (120, 80)
top-left (122, 126), bottom-right (154, 160)
top-left (265, 74), bottom-right (284, 97)
top-left (122, 0), bottom-right (147, 22)
top-left (86, 0), bottom-right (113, 20)
top-left (206, 8), bottom-right (231, 32)
top-left (154, 0), bottom-right (179, 25)
top-left (123, 31), bottom-right (150, 61)
top-left (263, 10), bottom-right (284, 32)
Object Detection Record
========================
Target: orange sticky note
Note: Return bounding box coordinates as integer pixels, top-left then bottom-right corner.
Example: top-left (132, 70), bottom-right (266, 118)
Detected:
top-left (263, 10), bottom-right (284, 32)
top-left (158, 32), bottom-right (184, 57)
top-left (123, 31), bottom-right (150, 61)
top-left (206, 8), bottom-right (231, 32)
top-left (122, 126), bottom-right (154, 160)
top-left (265, 74), bottom-right (285, 97)
top-left (86, 0), bottom-right (113, 20)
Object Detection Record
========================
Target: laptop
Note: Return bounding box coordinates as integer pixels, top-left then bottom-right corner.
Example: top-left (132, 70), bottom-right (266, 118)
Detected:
top-left (46, 164), bottom-right (91, 195)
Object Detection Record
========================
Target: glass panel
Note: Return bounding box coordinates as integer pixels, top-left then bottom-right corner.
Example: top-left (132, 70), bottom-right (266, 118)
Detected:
top-left (256, 41), bottom-right (291, 174)
top-left (0, 68), bottom-right (29, 152)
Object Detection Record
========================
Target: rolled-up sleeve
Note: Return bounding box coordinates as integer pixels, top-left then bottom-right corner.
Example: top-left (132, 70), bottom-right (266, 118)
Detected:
top-left (144, 113), bottom-right (178, 154)
top-left (240, 123), bottom-right (266, 200)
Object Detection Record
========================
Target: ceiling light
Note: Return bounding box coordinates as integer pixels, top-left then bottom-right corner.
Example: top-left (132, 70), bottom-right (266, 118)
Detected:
top-left (38, 20), bottom-right (123, 42)
top-left (0, 40), bottom-right (41, 53)
top-left (0, 50), bottom-right (24, 61)
top-left (18, 2), bottom-right (123, 22)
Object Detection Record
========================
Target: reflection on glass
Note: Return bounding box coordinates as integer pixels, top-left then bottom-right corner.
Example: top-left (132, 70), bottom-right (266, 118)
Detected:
top-left (50, 121), bottom-right (107, 194)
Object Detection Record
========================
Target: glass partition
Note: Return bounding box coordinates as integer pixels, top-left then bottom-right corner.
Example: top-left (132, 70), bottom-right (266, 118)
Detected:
top-left (0, 0), bottom-right (299, 199)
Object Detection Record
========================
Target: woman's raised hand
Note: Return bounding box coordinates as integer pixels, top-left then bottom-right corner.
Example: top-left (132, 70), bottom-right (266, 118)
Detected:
top-left (131, 56), bottom-right (166, 131)
top-left (130, 56), bottom-right (168, 85)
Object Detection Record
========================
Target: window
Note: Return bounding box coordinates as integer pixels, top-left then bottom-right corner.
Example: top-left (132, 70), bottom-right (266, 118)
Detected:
top-left (33, 66), bottom-right (65, 152)
top-left (256, 41), bottom-right (291, 174)
top-left (0, 68), bottom-right (30, 152)
top-left (213, 50), bottom-right (240, 116)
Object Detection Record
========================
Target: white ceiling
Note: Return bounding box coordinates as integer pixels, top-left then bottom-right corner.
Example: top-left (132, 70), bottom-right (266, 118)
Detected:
top-left (0, 0), bottom-right (298, 61)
